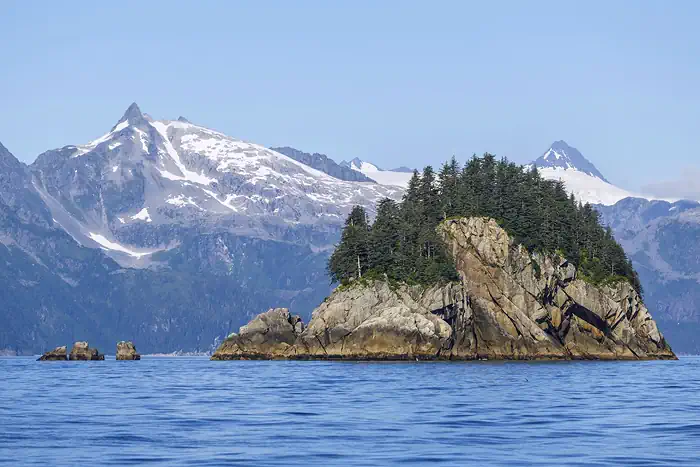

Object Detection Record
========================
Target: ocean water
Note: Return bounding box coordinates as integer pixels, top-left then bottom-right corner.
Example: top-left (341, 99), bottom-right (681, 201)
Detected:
top-left (1, 357), bottom-right (699, 466)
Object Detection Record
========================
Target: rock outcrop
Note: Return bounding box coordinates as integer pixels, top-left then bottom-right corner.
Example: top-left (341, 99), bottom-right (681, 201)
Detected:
top-left (37, 346), bottom-right (68, 361)
top-left (212, 217), bottom-right (676, 361)
top-left (212, 308), bottom-right (305, 359)
top-left (116, 341), bottom-right (141, 360)
top-left (68, 341), bottom-right (104, 361)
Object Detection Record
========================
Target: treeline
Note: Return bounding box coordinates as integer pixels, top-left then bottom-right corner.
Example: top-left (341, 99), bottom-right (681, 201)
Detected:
top-left (329, 154), bottom-right (642, 295)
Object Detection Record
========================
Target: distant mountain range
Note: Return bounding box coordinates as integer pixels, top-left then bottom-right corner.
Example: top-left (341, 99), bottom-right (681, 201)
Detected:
top-left (2, 107), bottom-right (699, 353)
top-left (339, 157), bottom-right (414, 187)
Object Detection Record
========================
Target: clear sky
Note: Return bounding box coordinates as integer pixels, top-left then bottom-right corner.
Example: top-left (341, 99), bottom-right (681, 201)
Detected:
top-left (1, 0), bottom-right (698, 195)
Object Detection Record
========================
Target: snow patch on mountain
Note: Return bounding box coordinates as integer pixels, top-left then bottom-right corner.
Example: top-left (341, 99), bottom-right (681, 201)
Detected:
top-left (151, 121), bottom-right (216, 185)
top-left (537, 167), bottom-right (645, 205)
top-left (341, 157), bottom-right (413, 188)
top-left (71, 120), bottom-right (131, 157)
top-left (131, 208), bottom-right (152, 222)
top-left (166, 194), bottom-right (201, 209)
top-left (88, 232), bottom-right (155, 258)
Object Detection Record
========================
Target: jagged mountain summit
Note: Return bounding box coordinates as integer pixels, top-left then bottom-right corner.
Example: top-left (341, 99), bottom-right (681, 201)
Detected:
top-left (340, 157), bottom-right (414, 188)
top-left (532, 140), bottom-right (609, 181)
top-left (30, 103), bottom-right (402, 265)
top-left (528, 140), bottom-right (643, 206)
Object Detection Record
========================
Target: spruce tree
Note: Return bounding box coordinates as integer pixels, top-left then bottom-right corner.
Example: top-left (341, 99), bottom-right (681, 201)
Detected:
top-left (328, 205), bottom-right (370, 283)
top-left (369, 198), bottom-right (404, 279)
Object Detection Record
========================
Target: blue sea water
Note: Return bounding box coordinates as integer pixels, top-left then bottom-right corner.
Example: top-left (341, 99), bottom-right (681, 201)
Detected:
top-left (1, 356), bottom-right (699, 466)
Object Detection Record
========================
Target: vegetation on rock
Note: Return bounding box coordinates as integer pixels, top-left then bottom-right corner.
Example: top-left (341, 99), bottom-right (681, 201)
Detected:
top-left (329, 154), bottom-right (642, 294)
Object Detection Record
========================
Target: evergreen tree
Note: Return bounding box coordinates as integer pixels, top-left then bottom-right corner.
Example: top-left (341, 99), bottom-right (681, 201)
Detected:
top-left (438, 157), bottom-right (460, 219)
top-left (328, 205), bottom-right (370, 283)
top-left (369, 198), bottom-right (404, 278)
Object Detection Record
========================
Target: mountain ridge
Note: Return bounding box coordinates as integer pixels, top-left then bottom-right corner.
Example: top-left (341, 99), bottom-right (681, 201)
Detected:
top-left (270, 147), bottom-right (375, 183)
top-left (28, 103), bottom-right (402, 267)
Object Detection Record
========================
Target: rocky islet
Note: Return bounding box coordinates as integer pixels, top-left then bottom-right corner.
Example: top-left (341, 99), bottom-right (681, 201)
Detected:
top-left (37, 341), bottom-right (141, 361)
top-left (116, 341), bottom-right (141, 360)
top-left (212, 217), bottom-right (675, 361)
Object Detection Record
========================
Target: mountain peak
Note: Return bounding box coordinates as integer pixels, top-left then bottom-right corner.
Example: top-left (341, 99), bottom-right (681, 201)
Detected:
top-left (0, 141), bottom-right (23, 169)
top-left (340, 157), bottom-right (380, 172)
top-left (550, 140), bottom-right (572, 151)
top-left (349, 157), bottom-right (366, 168)
top-left (532, 140), bottom-right (608, 182)
top-left (114, 102), bottom-right (146, 129)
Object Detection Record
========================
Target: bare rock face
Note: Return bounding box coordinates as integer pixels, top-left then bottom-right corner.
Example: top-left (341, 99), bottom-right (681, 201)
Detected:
top-left (212, 217), bottom-right (676, 361)
top-left (116, 341), bottom-right (141, 360)
top-left (441, 217), bottom-right (674, 360)
top-left (37, 346), bottom-right (67, 361)
top-left (295, 281), bottom-right (462, 359)
top-left (211, 308), bottom-right (305, 360)
top-left (68, 341), bottom-right (104, 361)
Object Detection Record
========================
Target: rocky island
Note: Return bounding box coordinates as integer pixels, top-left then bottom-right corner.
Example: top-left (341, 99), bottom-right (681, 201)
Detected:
top-left (37, 345), bottom-right (68, 361)
top-left (116, 341), bottom-right (141, 360)
top-left (213, 217), bottom-right (674, 361)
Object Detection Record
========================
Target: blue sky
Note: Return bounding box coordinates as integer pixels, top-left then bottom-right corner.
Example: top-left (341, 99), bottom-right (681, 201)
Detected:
top-left (1, 1), bottom-right (698, 193)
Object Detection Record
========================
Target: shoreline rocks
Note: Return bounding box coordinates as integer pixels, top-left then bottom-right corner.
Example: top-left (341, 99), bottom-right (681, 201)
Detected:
top-left (116, 341), bottom-right (141, 360)
top-left (37, 346), bottom-right (68, 361)
top-left (38, 340), bottom-right (142, 361)
top-left (212, 308), bottom-right (304, 360)
top-left (212, 217), bottom-right (676, 362)
top-left (68, 341), bottom-right (104, 361)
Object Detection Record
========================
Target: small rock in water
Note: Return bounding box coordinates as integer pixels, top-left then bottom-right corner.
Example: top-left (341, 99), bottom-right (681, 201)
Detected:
top-left (69, 341), bottom-right (104, 361)
top-left (37, 346), bottom-right (68, 361)
top-left (116, 341), bottom-right (141, 360)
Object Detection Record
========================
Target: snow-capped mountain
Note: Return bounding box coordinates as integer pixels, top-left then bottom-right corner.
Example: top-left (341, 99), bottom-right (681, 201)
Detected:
top-left (1, 137), bottom-right (333, 354)
top-left (340, 157), bottom-right (414, 188)
top-left (533, 140), bottom-right (608, 181)
top-left (528, 140), bottom-right (644, 205)
top-left (30, 103), bottom-right (402, 264)
top-left (3, 103), bottom-right (408, 353)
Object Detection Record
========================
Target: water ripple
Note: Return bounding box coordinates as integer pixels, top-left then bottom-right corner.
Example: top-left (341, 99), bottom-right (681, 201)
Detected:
top-left (0, 356), bottom-right (699, 466)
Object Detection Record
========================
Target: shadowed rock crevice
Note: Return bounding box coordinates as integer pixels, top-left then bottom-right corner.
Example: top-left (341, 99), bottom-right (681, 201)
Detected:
top-left (212, 217), bottom-right (676, 361)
